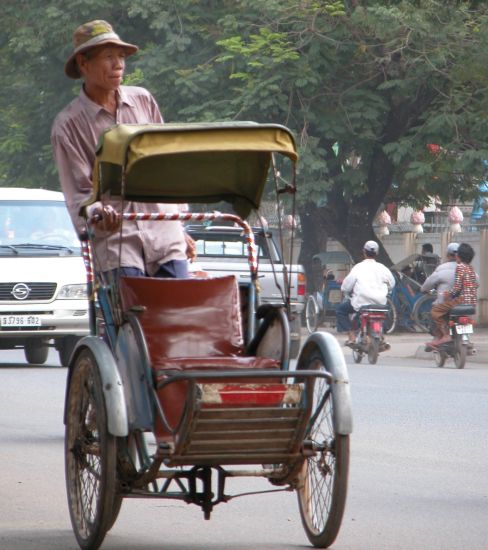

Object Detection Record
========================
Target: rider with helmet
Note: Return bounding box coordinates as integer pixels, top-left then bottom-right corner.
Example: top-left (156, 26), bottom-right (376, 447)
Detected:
top-left (336, 240), bottom-right (396, 344)
top-left (427, 242), bottom-right (479, 347)
top-left (420, 241), bottom-right (459, 310)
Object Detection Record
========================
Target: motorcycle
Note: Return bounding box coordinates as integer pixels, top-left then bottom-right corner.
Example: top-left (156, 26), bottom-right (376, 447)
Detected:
top-left (347, 304), bottom-right (390, 364)
top-left (427, 304), bottom-right (476, 369)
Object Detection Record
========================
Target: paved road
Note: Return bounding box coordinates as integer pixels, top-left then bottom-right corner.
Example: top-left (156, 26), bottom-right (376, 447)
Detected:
top-left (311, 324), bottom-right (488, 364)
top-left (1, 340), bottom-right (487, 549)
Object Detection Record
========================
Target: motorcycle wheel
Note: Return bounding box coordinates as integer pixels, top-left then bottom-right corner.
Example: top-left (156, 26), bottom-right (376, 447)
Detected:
top-left (453, 336), bottom-right (467, 369)
top-left (367, 337), bottom-right (380, 364)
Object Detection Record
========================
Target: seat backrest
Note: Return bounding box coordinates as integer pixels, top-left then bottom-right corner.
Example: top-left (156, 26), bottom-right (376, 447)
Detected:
top-left (119, 276), bottom-right (244, 361)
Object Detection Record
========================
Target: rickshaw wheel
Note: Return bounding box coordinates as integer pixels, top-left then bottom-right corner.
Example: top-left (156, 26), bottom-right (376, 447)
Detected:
top-left (306, 295), bottom-right (320, 334)
top-left (65, 349), bottom-right (119, 550)
top-left (296, 345), bottom-right (350, 548)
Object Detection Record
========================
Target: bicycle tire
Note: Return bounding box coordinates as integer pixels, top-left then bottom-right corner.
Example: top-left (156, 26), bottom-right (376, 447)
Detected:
top-left (412, 294), bottom-right (435, 333)
top-left (384, 297), bottom-right (397, 334)
top-left (306, 294), bottom-right (320, 334)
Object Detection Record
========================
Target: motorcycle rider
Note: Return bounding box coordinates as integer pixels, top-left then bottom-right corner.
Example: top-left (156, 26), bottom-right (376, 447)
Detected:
top-left (427, 242), bottom-right (479, 347)
top-left (420, 242), bottom-right (459, 315)
top-left (336, 240), bottom-right (395, 345)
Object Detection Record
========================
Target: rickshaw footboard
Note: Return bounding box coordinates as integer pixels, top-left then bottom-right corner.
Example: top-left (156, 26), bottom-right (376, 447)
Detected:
top-left (153, 369), bottom-right (330, 467)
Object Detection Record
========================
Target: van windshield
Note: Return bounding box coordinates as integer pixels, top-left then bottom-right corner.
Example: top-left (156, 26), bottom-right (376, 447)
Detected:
top-left (0, 200), bottom-right (81, 252)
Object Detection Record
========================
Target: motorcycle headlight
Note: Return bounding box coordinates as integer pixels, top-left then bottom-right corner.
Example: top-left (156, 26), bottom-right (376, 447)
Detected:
top-left (58, 284), bottom-right (88, 299)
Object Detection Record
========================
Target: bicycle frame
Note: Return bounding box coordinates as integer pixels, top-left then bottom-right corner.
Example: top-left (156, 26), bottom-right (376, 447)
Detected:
top-left (389, 271), bottom-right (426, 331)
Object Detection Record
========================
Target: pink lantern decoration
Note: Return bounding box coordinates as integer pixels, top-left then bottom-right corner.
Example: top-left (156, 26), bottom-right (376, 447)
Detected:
top-left (410, 210), bottom-right (425, 233)
top-left (448, 206), bottom-right (463, 233)
top-left (376, 210), bottom-right (391, 236)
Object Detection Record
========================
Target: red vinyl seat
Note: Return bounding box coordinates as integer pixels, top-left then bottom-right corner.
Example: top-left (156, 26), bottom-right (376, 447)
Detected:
top-left (118, 276), bottom-right (280, 435)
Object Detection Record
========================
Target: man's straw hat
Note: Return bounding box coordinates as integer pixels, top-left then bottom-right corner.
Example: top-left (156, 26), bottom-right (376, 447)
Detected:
top-left (65, 20), bottom-right (138, 79)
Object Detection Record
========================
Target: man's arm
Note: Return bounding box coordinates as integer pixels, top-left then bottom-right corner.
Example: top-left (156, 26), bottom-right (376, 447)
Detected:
top-left (341, 269), bottom-right (357, 295)
top-left (421, 269), bottom-right (440, 293)
top-left (450, 264), bottom-right (464, 298)
top-left (52, 130), bottom-right (121, 235)
top-left (51, 134), bottom-right (93, 235)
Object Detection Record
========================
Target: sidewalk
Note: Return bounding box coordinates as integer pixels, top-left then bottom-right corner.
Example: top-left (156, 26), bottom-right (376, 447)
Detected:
top-left (313, 326), bottom-right (488, 365)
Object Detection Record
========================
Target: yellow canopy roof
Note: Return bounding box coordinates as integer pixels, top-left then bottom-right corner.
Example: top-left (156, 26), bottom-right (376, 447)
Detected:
top-left (87, 122), bottom-right (298, 219)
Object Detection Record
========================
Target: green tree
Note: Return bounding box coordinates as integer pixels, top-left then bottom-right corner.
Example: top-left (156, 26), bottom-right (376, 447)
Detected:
top-left (209, 0), bottom-right (488, 266)
top-left (2, 0), bottom-right (488, 271)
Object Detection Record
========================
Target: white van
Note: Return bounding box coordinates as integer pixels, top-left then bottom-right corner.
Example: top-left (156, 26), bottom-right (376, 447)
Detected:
top-left (0, 188), bottom-right (89, 366)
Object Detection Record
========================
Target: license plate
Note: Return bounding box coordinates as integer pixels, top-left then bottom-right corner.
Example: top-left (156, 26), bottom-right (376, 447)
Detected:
top-left (455, 324), bottom-right (473, 334)
top-left (0, 315), bottom-right (42, 327)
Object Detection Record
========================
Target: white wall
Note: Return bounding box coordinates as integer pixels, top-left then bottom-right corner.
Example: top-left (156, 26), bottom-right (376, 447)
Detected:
top-left (325, 230), bottom-right (487, 323)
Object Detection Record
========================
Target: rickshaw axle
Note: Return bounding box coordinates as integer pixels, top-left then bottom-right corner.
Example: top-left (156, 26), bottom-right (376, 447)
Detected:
top-left (187, 465), bottom-right (228, 519)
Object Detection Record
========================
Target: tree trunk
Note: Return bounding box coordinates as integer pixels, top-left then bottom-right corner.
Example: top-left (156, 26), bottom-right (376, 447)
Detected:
top-left (298, 203), bottom-right (329, 292)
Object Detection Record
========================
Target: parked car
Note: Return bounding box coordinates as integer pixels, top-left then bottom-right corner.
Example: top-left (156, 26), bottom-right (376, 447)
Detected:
top-left (0, 188), bottom-right (89, 366)
top-left (186, 225), bottom-right (306, 358)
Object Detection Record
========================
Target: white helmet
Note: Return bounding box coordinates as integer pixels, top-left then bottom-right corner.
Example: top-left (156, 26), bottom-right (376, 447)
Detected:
top-left (363, 240), bottom-right (379, 254)
top-left (447, 242), bottom-right (459, 255)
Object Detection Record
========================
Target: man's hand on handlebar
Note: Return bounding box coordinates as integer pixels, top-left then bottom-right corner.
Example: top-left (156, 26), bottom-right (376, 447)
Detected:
top-left (185, 232), bottom-right (197, 262)
top-left (93, 205), bottom-right (121, 232)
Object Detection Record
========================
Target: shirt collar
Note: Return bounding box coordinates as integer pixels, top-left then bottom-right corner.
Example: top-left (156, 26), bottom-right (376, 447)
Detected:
top-left (117, 86), bottom-right (136, 108)
top-left (79, 85), bottom-right (136, 115)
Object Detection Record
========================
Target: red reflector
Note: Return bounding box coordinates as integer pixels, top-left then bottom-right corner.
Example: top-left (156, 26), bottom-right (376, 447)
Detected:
top-left (200, 383), bottom-right (302, 407)
top-left (371, 321), bottom-right (382, 332)
top-left (297, 273), bottom-right (306, 296)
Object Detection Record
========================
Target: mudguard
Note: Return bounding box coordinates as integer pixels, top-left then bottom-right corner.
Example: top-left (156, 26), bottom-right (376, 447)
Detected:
top-left (297, 331), bottom-right (353, 435)
top-left (64, 336), bottom-right (129, 437)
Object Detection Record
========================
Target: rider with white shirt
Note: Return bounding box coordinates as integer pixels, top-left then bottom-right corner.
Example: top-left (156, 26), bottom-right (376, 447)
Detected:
top-left (336, 240), bottom-right (395, 344)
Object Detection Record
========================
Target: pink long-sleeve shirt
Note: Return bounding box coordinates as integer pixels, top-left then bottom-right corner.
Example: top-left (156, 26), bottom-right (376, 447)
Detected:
top-left (51, 85), bottom-right (186, 275)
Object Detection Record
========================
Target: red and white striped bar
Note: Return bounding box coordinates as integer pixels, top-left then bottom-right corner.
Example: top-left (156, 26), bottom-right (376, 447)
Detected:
top-left (80, 238), bottom-right (95, 284)
top-left (88, 211), bottom-right (258, 280)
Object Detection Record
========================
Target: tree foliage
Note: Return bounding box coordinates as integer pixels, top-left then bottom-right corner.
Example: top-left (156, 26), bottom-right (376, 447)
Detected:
top-left (1, 0), bottom-right (488, 266)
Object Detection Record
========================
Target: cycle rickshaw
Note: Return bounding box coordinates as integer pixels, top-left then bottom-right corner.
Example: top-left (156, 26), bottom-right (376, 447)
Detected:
top-left (64, 122), bottom-right (353, 550)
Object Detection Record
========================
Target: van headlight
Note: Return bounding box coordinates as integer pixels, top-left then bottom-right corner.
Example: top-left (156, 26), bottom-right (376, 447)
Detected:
top-left (58, 284), bottom-right (88, 299)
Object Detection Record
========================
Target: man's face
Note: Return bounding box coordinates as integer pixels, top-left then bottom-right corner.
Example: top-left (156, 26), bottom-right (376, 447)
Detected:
top-left (77, 45), bottom-right (126, 90)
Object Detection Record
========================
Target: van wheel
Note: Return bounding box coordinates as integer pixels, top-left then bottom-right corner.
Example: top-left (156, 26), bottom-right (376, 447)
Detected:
top-left (289, 317), bottom-right (301, 359)
top-left (290, 338), bottom-right (301, 360)
top-left (25, 340), bottom-right (49, 364)
top-left (58, 336), bottom-right (81, 368)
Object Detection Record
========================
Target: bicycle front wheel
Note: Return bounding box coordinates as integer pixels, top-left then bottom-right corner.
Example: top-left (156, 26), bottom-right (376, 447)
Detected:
top-left (306, 294), bottom-right (320, 333)
top-left (412, 294), bottom-right (435, 333)
top-left (384, 297), bottom-right (397, 334)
